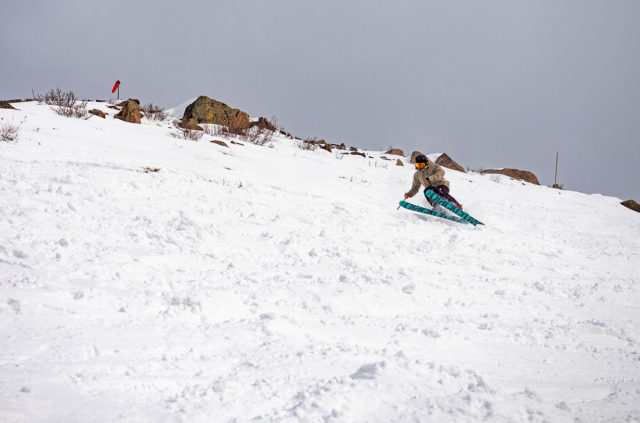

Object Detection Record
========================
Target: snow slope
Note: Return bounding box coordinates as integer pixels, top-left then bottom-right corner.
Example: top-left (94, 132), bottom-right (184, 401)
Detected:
top-left (1, 101), bottom-right (639, 422)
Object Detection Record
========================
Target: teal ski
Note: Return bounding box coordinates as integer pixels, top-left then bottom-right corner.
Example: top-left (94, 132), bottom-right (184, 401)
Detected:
top-left (424, 189), bottom-right (484, 226)
top-left (398, 200), bottom-right (467, 224)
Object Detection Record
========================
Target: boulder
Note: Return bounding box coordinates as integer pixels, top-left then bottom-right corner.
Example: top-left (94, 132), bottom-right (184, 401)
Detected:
top-left (435, 153), bottom-right (465, 172)
top-left (621, 200), bottom-right (640, 213)
top-left (0, 101), bottom-right (17, 110)
top-left (178, 118), bottom-right (203, 131)
top-left (115, 99), bottom-right (142, 124)
top-left (482, 168), bottom-right (540, 185)
top-left (410, 151), bottom-right (425, 163)
top-left (210, 140), bottom-right (229, 148)
top-left (386, 148), bottom-right (404, 156)
top-left (183, 96), bottom-right (250, 130)
top-left (118, 99), bottom-right (140, 107)
top-left (89, 109), bottom-right (106, 118)
top-left (396, 159), bottom-right (404, 166)
top-left (249, 117), bottom-right (277, 132)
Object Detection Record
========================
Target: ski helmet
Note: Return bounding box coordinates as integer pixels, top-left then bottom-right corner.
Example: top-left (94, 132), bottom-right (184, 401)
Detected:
top-left (415, 154), bottom-right (427, 164)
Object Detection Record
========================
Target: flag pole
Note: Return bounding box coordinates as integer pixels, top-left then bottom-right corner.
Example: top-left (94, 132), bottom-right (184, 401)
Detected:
top-left (554, 151), bottom-right (558, 186)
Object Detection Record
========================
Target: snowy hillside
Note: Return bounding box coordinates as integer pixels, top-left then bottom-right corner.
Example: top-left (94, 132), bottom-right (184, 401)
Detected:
top-left (1, 101), bottom-right (639, 422)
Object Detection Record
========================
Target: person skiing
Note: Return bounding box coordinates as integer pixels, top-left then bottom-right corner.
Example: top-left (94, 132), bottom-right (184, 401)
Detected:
top-left (404, 154), bottom-right (463, 209)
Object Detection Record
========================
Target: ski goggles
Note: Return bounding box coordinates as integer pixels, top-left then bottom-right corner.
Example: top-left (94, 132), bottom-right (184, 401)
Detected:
top-left (415, 162), bottom-right (426, 169)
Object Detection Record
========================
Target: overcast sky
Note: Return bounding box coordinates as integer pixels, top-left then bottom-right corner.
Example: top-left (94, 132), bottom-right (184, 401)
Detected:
top-left (2, 0), bottom-right (639, 201)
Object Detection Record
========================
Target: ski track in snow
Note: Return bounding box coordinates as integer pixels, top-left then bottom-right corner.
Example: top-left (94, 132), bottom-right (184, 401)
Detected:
top-left (1, 102), bottom-right (640, 422)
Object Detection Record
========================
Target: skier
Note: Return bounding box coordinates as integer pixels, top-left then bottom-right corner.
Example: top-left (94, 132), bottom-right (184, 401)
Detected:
top-left (403, 154), bottom-right (463, 210)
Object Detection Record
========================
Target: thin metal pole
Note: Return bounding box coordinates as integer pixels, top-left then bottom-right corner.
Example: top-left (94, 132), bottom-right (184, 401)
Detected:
top-left (554, 151), bottom-right (559, 185)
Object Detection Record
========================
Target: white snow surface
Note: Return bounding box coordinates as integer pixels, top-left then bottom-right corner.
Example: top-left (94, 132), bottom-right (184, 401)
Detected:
top-left (1, 101), bottom-right (640, 422)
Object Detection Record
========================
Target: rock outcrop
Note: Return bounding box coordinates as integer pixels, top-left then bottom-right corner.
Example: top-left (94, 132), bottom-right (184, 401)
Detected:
top-left (435, 153), bottom-right (465, 173)
top-left (115, 99), bottom-right (142, 124)
top-left (183, 96), bottom-right (250, 130)
top-left (482, 168), bottom-right (540, 185)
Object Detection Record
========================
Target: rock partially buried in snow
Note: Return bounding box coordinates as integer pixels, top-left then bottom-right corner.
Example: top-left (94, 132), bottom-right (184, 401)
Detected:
top-left (435, 153), bottom-right (466, 173)
top-left (410, 151), bottom-right (425, 163)
top-left (385, 148), bottom-right (404, 156)
top-left (89, 109), bottom-right (105, 119)
top-left (621, 199), bottom-right (640, 213)
top-left (0, 101), bottom-right (17, 110)
top-left (210, 140), bottom-right (229, 148)
top-left (115, 99), bottom-right (142, 124)
top-left (178, 118), bottom-right (203, 131)
top-left (482, 168), bottom-right (540, 185)
top-left (183, 96), bottom-right (250, 130)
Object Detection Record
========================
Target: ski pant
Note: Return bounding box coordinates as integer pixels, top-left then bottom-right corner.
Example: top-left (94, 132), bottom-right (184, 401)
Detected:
top-left (424, 185), bottom-right (461, 208)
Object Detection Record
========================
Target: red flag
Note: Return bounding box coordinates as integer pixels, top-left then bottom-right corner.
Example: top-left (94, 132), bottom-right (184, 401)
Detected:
top-left (111, 80), bottom-right (120, 93)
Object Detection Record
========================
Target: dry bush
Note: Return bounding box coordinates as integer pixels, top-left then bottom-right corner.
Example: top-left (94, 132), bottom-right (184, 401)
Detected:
top-left (142, 103), bottom-right (168, 121)
top-left (39, 88), bottom-right (88, 118)
top-left (171, 121), bottom-right (203, 141)
top-left (202, 122), bottom-right (276, 146)
top-left (295, 139), bottom-right (318, 151)
top-left (244, 125), bottom-right (277, 146)
top-left (269, 116), bottom-right (296, 138)
top-left (203, 124), bottom-right (228, 138)
top-left (0, 117), bottom-right (22, 142)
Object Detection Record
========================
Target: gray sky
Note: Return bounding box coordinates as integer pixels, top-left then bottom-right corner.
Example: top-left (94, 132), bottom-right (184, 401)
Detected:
top-left (3, 0), bottom-right (639, 201)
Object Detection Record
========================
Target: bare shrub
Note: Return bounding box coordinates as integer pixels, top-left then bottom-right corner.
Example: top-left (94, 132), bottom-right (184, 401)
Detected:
top-left (39, 88), bottom-right (87, 118)
top-left (269, 116), bottom-right (297, 138)
top-left (141, 103), bottom-right (168, 121)
top-left (203, 124), bottom-right (232, 138)
top-left (490, 175), bottom-right (501, 183)
top-left (0, 117), bottom-right (22, 142)
top-left (245, 125), bottom-right (277, 146)
top-left (171, 121), bottom-right (203, 141)
top-left (295, 139), bottom-right (317, 151)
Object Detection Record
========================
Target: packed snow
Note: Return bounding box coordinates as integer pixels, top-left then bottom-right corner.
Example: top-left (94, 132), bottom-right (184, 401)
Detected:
top-left (1, 100), bottom-right (639, 422)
